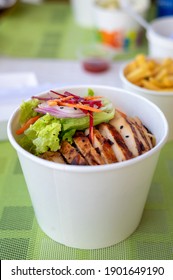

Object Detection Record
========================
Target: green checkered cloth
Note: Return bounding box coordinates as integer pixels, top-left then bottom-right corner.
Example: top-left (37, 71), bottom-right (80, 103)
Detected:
top-left (0, 140), bottom-right (173, 260)
top-left (0, 1), bottom-right (149, 60)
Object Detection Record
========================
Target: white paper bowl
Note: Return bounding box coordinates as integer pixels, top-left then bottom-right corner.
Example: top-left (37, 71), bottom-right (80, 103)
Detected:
top-left (147, 16), bottom-right (173, 58)
top-left (7, 85), bottom-right (168, 249)
top-left (120, 64), bottom-right (173, 142)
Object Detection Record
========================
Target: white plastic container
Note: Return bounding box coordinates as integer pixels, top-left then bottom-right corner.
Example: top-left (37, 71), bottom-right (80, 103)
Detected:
top-left (147, 16), bottom-right (173, 58)
top-left (7, 85), bottom-right (168, 249)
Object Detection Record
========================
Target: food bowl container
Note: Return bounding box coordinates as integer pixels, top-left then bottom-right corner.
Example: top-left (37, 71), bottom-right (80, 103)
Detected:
top-left (93, 0), bottom-right (150, 50)
top-left (7, 85), bottom-right (168, 249)
top-left (147, 16), bottom-right (173, 58)
top-left (120, 58), bottom-right (173, 142)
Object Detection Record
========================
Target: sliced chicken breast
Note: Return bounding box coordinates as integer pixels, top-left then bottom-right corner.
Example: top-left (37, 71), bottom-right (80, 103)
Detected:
top-left (110, 116), bottom-right (142, 156)
top-left (132, 117), bottom-right (154, 149)
top-left (40, 151), bottom-right (65, 164)
top-left (60, 140), bottom-right (87, 165)
top-left (73, 131), bottom-right (105, 165)
top-left (40, 110), bottom-right (154, 166)
top-left (98, 123), bottom-right (133, 162)
top-left (89, 127), bottom-right (117, 164)
top-left (127, 117), bottom-right (152, 152)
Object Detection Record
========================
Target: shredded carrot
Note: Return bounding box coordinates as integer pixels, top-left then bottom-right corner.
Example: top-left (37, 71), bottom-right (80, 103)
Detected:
top-left (48, 96), bottom-right (74, 106)
top-left (84, 96), bottom-right (102, 100)
top-left (16, 116), bottom-right (40, 135)
top-left (58, 96), bottom-right (74, 101)
top-left (47, 100), bottom-right (58, 106)
top-left (58, 102), bottom-right (102, 112)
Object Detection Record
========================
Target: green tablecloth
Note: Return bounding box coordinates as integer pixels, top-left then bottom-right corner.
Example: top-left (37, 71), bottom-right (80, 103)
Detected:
top-left (0, 1), bottom-right (148, 60)
top-left (0, 1), bottom-right (173, 260)
top-left (0, 140), bottom-right (173, 260)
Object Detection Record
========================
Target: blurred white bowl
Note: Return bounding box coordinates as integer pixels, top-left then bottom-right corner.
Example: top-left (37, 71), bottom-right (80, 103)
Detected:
top-left (147, 16), bottom-right (173, 58)
top-left (120, 63), bottom-right (173, 141)
top-left (7, 85), bottom-right (168, 249)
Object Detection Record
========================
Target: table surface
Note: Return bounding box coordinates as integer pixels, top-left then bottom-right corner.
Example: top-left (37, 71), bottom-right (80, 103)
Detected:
top-left (0, 1), bottom-right (173, 260)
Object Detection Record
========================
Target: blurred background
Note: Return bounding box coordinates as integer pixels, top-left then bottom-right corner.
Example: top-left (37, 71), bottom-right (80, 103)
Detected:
top-left (1, 0), bottom-right (173, 135)
top-left (0, 0), bottom-right (162, 60)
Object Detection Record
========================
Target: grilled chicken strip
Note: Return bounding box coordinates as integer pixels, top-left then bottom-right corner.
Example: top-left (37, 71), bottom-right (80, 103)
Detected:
top-left (40, 151), bottom-right (66, 164)
top-left (110, 113), bottom-right (154, 156)
top-left (40, 108), bottom-right (154, 166)
top-left (60, 140), bottom-right (87, 165)
top-left (85, 127), bottom-right (117, 164)
top-left (132, 117), bottom-right (154, 149)
top-left (110, 116), bottom-right (143, 156)
top-left (73, 131), bottom-right (105, 165)
top-left (127, 117), bottom-right (153, 152)
top-left (98, 123), bottom-right (133, 161)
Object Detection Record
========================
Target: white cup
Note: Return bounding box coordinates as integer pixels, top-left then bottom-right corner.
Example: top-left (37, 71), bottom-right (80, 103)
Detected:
top-left (70, 0), bottom-right (95, 28)
top-left (93, 0), bottom-right (150, 49)
top-left (147, 16), bottom-right (173, 58)
top-left (7, 85), bottom-right (168, 249)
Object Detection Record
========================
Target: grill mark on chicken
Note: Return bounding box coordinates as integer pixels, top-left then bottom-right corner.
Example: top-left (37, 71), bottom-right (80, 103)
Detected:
top-left (125, 117), bottom-right (144, 155)
top-left (40, 151), bottom-right (66, 164)
top-left (85, 127), bottom-right (117, 164)
top-left (110, 116), bottom-right (142, 156)
top-left (128, 121), bottom-right (146, 152)
top-left (92, 127), bottom-right (118, 164)
top-left (120, 108), bottom-right (154, 150)
top-left (98, 123), bottom-right (133, 161)
top-left (127, 117), bottom-right (151, 152)
top-left (133, 117), bottom-right (153, 149)
top-left (73, 131), bottom-right (105, 165)
top-left (60, 140), bottom-right (87, 165)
